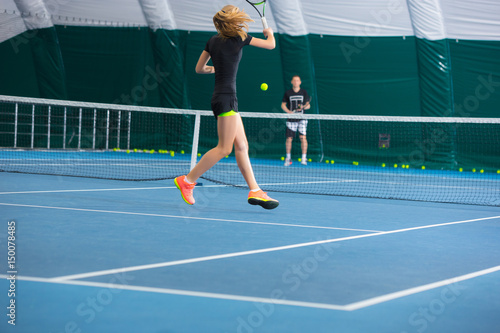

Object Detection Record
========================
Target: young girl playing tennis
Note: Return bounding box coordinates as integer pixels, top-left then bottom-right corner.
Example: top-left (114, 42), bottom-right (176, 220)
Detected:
top-left (175, 5), bottom-right (279, 210)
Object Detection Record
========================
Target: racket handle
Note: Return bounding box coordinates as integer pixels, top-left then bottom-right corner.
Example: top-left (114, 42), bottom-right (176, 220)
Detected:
top-left (261, 17), bottom-right (268, 29)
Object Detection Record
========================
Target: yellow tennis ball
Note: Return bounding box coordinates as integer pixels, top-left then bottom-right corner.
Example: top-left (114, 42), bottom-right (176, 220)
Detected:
top-left (331, 160), bottom-right (335, 164)
top-left (326, 160), bottom-right (330, 164)
top-left (480, 169), bottom-right (484, 173)
top-left (181, 150), bottom-right (185, 154)
top-left (298, 158), bottom-right (302, 162)
top-left (170, 151), bottom-right (175, 157)
top-left (382, 163), bottom-right (386, 167)
top-left (281, 156), bottom-right (285, 161)
top-left (197, 153), bottom-right (201, 157)
top-left (472, 168), bottom-right (476, 173)
top-left (459, 168), bottom-right (463, 172)
top-left (394, 164), bottom-right (398, 168)
top-left (497, 170), bottom-right (500, 174)
top-left (126, 150), bottom-right (130, 154)
top-left (421, 166), bottom-right (426, 170)
top-left (260, 83), bottom-right (268, 91)
top-left (150, 150), bottom-right (154, 154)
top-left (353, 161), bottom-right (358, 166)
top-left (134, 149), bottom-right (138, 152)
top-left (308, 158), bottom-right (312, 162)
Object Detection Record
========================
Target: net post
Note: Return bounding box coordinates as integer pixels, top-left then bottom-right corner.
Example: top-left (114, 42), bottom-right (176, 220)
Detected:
top-left (92, 109), bottom-right (96, 149)
top-left (78, 108), bottom-right (82, 149)
top-left (47, 106), bottom-right (51, 149)
top-left (127, 111), bottom-right (131, 150)
top-left (31, 105), bottom-right (35, 149)
top-left (117, 111), bottom-right (121, 149)
top-left (14, 103), bottom-right (18, 148)
top-left (63, 107), bottom-right (67, 149)
top-left (106, 109), bottom-right (110, 150)
top-left (190, 111), bottom-right (201, 171)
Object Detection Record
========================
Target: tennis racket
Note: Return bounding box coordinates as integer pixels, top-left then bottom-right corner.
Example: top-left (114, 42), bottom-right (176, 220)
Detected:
top-left (245, 0), bottom-right (268, 29)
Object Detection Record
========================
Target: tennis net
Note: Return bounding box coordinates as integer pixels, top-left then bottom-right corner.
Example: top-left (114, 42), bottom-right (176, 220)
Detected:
top-left (1, 95), bottom-right (499, 206)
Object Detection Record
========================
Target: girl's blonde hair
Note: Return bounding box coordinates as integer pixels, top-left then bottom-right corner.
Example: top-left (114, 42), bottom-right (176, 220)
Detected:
top-left (213, 5), bottom-right (254, 40)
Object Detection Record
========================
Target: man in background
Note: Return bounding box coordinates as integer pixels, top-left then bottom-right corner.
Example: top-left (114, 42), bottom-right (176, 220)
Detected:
top-left (281, 75), bottom-right (311, 166)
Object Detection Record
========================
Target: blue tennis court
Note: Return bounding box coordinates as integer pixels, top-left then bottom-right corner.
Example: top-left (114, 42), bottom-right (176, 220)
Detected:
top-left (1, 171), bottom-right (499, 333)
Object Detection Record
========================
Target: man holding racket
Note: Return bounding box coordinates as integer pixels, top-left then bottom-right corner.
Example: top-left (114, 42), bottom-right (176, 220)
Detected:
top-left (282, 75), bottom-right (311, 166)
top-left (174, 4), bottom-right (279, 209)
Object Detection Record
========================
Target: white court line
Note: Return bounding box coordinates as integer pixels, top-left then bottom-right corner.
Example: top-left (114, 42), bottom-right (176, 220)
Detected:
top-left (258, 180), bottom-right (360, 186)
top-left (0, 187), bottom-right (176, 195)
top-left (0, 202), bottom-right (380, 233)
top-left (48, 214), bottom-right (500, 282)
top-left (0, 275), bottom-right (347, 311)
top-left (344, 265), bottom-right (500, 311)
top-left (1, 264), bottom-right (500, 312)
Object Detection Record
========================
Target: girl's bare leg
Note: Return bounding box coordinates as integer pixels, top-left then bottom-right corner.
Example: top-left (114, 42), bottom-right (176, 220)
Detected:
top-left (232, 115), bottom-right (259, 190)
top-left (186, 115), bottom-right (238, 183)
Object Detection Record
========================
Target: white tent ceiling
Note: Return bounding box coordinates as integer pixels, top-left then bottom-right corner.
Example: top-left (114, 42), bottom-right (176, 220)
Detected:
top-left (0, 0), bottom-right (499, 44)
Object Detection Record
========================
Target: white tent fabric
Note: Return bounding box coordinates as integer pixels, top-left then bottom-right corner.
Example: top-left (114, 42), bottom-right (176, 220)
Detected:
top-left (12, 0), bottom-right (51, 29)
top-left (139, 0), bottom-right (176, 31)
top-left (407, 0), bottom-right (446, 40)
top-left (0, 0), bottom-right (499, 43)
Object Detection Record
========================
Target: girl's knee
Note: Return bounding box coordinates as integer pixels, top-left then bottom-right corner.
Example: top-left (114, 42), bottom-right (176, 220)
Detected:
top-left (216, 145), bottom-right (233, 157)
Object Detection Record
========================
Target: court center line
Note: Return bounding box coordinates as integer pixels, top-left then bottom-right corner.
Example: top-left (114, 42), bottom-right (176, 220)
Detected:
top-left (2, 264), bottom-right (500, 312)
top-left (0, 202), bottom-right (380, 233)
top-left (48, 214), bottom-right (500, 282)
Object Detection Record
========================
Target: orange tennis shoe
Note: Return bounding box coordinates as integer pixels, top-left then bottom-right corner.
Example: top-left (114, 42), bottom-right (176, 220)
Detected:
top-left (248, 190), bottom-right (279, 210)
top-left (174, 175), bottom-right (196, 205)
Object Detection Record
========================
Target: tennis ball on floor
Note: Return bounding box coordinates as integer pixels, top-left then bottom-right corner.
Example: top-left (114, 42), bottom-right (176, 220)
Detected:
top-left (281, 156), bottom-right (285, 161)
top-left (472, 168), bottom-right (476, 172)
top-left (170, 151), bottom-right (175, 157)
top-left (126, 150), bottom-right (130, 154)
top-left (394, 164), bottom-right (398, 168)
top-left (459, 168), bottom-right (463, 172)
top-left (308, 158), bottom-right (312, 162)
top-left (150, 150), bottom-right (154, 154)
top-left (113, 148), bottom-right (118, 152)
top-left (260, 83), bottom-right (268, 91)
top-left (326, 160), bottom-right (330, 164)
top-left (298, 158), bottom-right (302, 162)
top-left (382, 163), bottom-right (386, 167)
top-left (134, 149), bottom-right (138, 152)
top-left (480, 169), bottom-right (484, 173)
top-left (353, 161), bottom-right (359, 166)
top-left (181, 150), bottom-right (185, 154)
top-left (198, 153), bottom-right (201, 157)
top-left (497, 170), bottom-right (500, 174)
top-left (421, 166), bottom-right (426, 170)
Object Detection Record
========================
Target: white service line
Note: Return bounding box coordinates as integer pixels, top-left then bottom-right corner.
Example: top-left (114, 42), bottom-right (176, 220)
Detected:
top-left (343, 265), bottom-right (500, 311)
top-left (47, 214), bottom-right (500, 282)
top-left (1, 264), bottom-right (500, 312)
top-left (0, 275), bottom-right (347, 311)
top-left (0, 202), bottom-right (379, 233)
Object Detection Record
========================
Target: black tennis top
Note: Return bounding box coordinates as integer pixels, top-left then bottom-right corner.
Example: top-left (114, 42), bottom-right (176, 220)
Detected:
top-left (205, 34), bottom-right (253, 94)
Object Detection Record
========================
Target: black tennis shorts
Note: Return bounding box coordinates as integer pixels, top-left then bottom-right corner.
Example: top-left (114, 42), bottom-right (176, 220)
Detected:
top-left (211, 93), bottom-right (239, 118)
